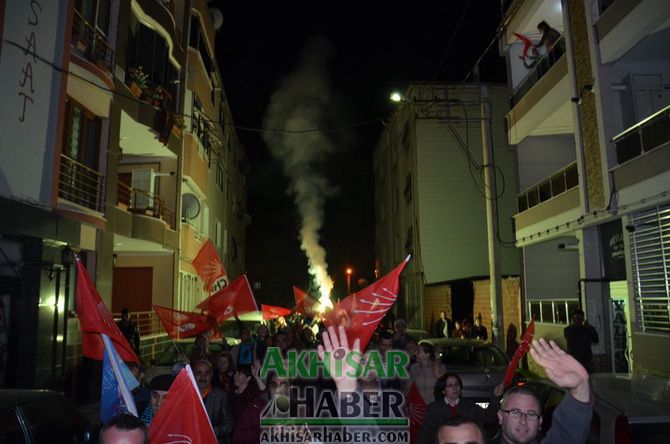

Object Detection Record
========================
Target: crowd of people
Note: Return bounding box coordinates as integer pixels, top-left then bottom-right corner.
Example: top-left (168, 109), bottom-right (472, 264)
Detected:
top-left (103, 309), bottom-right (595, 444)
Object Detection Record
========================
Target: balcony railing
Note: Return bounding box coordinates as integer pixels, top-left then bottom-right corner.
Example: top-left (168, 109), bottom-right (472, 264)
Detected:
top-left (612, 104), bottom-right (670, 166)
top-left (71, 9), bottom-right (114, 71)
top-left (517, 161), bottom-right (578, 213)
top-left (113, 311), bottom-right (164, 337)
top-left (511, 37), bottom-right (566, 107)
top-left (58, 154), bottom-right (104, 212)
top-left (118, 184), bottom-right (176, 230)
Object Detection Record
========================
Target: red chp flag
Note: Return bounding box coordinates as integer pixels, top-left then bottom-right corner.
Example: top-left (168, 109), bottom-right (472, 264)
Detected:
top-left (323, 256), bottom-right (410, 351)
top-left (407, 382), bottom-right (426, 444)
top-left (293, 286), bottom-right (319, 316)
top-left (502, 316), bottom-right (536, 387)
top-left (192, 239), bottom-right (229, 294)
top-left (513, 32), bottom-right (534, 58)
top-left (149, 365), bottom-right (217, 444)
top-left (196, 274), bottom-right (258, 323)
top-left (153, 305), bottom-right (220, 340)
top-left (75, 258), bottom-right (139, 363)
top-left (261, 304), bottom-right (292, 320)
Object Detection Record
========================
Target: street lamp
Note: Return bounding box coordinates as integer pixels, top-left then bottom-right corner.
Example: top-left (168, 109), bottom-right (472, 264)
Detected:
top-left (390, 91), bottom-right (403, 103)
top-left (346, 267), bottom-right (353, 295)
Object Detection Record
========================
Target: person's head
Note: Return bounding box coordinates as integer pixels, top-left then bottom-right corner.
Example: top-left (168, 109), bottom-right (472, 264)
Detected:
top-left (149, 374), bottom-right (175, 414)
top-left (417, 343), bottom-right (436, 363)
top-left (257, 324), bottom-right (269, 338)
top-left (436, 416), bottom-right (486, 444)
top-left (126, 362), bottom-right (145, 382)
top-left (394, 319), bottom-right (407, 334)
top-left (192, 359), bottom-right (213, 391)
top-left (234, 364), bottom-right (254, 390)
top-left (240, 326), bottom-right (252, 342)
top-left (405, 337), bottom-right (418, 359)
top-left (195, 334), bottom-right (209, 352)
top-left (455, 320), bottom-right (461, 329)
top-left (378, 331), bottom-right (394, 354)
top-left (274, 331), bottom-right (290, 352)
top-left (435, 372), bottom-right (463, 402)
top-left (498, 386), bottom-right (543, 444)
top-left (217, 352), bottom-right (234, 374)
top-left (267, 371), bottom-right (290, 398)
top-left (571, 308), bottom-right (585, 326)
top-left (100, 413), bottom-right (147, 444)
top-left (121, 308), bottom-right (129, 322)
top-left (474, 315), bottom-right (482, 327)
top-left (537, 20), bottom-right (549, 32)
top-left (440, 310), bottom-right (447, 321)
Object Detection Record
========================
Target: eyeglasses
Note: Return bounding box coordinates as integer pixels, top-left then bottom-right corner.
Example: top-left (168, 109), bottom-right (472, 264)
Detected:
top-left (500, 409), bottom-right (541, 421)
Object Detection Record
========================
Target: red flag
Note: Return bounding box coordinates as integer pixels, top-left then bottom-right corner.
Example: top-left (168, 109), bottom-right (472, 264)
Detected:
top-left (149, 365), bottom-right (217, 444)
top-left (322, 256), bottom-right (410, 350)
top-left (513, 32), bottom-right (534, 58)
top-left (293, 286), bottom-right (319, 316)
top-left (153, 305), bottom-right (220, 340)
top-left (192, 239), bottom-right (229, 294)
top-left (261, 304), bottom-right (292, 320)
top-left (407, 382), bottom-right (426, 444)
top-left (196, 275), bottom-right (258, 323)
top-left (75, 259), bottom-right (139, 363)
top-left (503, 316), bottom-right (536, 387)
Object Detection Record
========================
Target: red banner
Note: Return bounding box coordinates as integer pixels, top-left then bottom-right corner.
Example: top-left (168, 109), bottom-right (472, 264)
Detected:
top-left (293, 286), bottom-right (319, 316)
top-left (322, 256), bottom-right (410, 351)
top-left (196, 274), bottom-right (258, 323)
top-left (75, 259), bottom-right (139, 363)
top-left (407, 382), bottom-right (426, 444)
top-left (261, 304), bottom-right (292, 320)
top-left (192, 239), bottom-right (229, 294)
top-left (153, 305), bottom-right (219, 340)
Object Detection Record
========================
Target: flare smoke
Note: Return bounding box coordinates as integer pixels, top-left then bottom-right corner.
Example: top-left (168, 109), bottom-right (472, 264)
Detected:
top-left (262, 38), bottom-right (335, 305)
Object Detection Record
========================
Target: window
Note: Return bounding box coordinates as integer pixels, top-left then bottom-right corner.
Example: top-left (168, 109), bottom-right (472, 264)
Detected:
top-left (189, 15), bottom-right (213, 77)
top-left (75, 0), bottom-right (111, 35)
top-left (216, 162), bottom-right (224, 191)
top-left (629, 204), bottom-right (670, 333)
top-left (528, 300), bottom-right (579, 324)
top-left (63, 99), bottom-right (101, 170)
top-left (215, 220), bottom-right (222, 250)
top-left (404, 174), bottom-right (412, 203)
top-left (231, 237), bottom-right (238, 262)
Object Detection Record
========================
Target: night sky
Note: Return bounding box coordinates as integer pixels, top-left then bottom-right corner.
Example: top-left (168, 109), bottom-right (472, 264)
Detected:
top-left (214, 1), bottom-right (506, 307)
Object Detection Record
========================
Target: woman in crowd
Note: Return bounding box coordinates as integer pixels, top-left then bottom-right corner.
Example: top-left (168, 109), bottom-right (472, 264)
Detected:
top-left (231, 361), bottom-right (267, 444)
top-left (214, 351), bottom-right (236, 392)
top-left (408, 343), bottom-right (446, 404)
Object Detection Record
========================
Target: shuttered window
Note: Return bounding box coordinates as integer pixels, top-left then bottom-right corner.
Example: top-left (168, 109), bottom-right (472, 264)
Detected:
top-left (629, 204), bottom-right (670, 333)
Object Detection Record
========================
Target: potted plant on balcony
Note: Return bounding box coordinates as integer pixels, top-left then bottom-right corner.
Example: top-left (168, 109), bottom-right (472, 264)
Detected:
top-left (127, 66), bottom-right (148, 98)
top-left (171, 114), bottom-right (185, 138)
top-left (148, 85), bottom-right (165, 108)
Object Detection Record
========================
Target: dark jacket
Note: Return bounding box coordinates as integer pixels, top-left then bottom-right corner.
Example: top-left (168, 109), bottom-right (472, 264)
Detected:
top-left (231, 389), bottom-right (267, 444)
top-left (564, 324), bottom-right (599, 372)
top-left (417, 397), bottom-right (499, 444)
top-left (203, 386), bottom-right (234, 444)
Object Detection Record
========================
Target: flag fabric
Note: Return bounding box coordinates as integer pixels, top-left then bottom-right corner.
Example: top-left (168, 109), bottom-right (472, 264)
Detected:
top-left (407, 382), bottom-right (426, 444)
top-left (148, 365), bottom-right (217, 444)
top-left (261, 304), bottom-right (292, 320)
top-left (293, 286), bottom-right (319, 316)
top-left (196, 274), bottom-right (258, 323)
top-left (503, 316), bottom-right (536, 387)
top-left (513, 32), bottom-right (534, 58)
top-left (100, 334), bottom-right (139, 424)
top-left (153, 305), bottom-right (220, 340)
top-left (192, 239), bottom-right (229, 294)
top-left (322, 256), bottom-right (410, 351)
top-left (75, 258), bottom-right (139, 363)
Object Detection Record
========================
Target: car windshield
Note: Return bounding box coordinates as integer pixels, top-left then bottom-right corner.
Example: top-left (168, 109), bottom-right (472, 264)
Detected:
top-left (440, 344), bottom-right (508, 367)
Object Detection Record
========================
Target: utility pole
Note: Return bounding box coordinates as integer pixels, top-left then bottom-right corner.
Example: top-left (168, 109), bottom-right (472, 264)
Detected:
top-left (481, 85), bottom-right (505, 349)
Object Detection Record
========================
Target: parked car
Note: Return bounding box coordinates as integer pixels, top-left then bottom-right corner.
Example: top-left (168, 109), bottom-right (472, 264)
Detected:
top-left (405, 328), bottom-right (432, 342)
top-left (0, 389), bottom-right (97, 443)
top-left (521, 373), bottom-right (670, 444)
top-left (419, 338), bottom-right (509, 400)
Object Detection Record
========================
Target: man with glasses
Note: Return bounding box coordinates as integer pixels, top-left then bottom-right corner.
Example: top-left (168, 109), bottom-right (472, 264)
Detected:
top-left (495, 339), bottom-right (593, 444)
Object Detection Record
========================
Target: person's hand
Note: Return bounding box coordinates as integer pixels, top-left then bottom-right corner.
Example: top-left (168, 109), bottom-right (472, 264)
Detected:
top-left (530, 339), bottom-right (590, 402)
top-left (317, 325), bottom-right (361, 394)
top-left (252, 359), bottom-right (261, 377)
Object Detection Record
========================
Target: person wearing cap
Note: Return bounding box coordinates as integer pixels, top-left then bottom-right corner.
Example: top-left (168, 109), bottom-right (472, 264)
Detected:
top-left (139, 373), bottom-right (175, 425)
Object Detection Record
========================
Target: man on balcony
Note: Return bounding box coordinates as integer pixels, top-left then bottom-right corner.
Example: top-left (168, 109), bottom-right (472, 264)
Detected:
top-left (535, 21), bottom-right (562, 60)
top-left (117, 308), bottom-right (141, 356)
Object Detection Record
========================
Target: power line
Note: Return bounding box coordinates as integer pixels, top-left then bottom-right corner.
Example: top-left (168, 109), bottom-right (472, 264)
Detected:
top-left (430, 0), bottom-right (474, 82)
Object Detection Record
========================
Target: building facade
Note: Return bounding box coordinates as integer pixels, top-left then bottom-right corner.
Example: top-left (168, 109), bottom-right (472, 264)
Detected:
top-left (501, 0), bottom-right (670, 375)
top-left (0, 0), bottom-right (247, 397)
top-left (374, 84), bottom-right (521, 345)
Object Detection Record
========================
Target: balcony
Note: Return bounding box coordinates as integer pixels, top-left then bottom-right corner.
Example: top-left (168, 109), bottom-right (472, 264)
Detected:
top-left (58, 154), bottom-right (104, 212)
top-left (514, 162), bottom-right (582, 244)
top-left (117, 182), bottom-right (176, 230)
top-left (71, 10), bottom-right (114, 72)
top-left (613, 104), bottom-right (670, 166)
top-left (511, 37), bottom-right (566, 107)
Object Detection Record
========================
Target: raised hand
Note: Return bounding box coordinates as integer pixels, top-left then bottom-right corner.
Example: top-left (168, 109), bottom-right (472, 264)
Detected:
top-left (530, 338), bottom-right (590, 402)
top-left (317, 325), bottom-right (361, 394)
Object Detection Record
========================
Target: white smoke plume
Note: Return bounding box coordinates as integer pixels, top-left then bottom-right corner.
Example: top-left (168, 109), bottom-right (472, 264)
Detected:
top-left (262, 38), bottom-right (336, 306)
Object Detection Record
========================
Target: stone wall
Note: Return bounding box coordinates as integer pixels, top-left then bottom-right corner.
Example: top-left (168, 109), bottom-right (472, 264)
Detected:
top-left (472, 277), bottom-right (522, 349)
top-left (423, 284), bottom-right (452, 335)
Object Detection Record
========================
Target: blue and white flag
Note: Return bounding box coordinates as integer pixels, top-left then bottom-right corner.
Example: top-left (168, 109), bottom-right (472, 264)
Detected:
top-left (100, 333), bottom-right (140, 424)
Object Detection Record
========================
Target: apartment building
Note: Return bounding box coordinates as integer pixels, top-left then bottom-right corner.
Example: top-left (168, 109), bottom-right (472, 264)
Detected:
top-left (0, 0), bottom-right (247, 395)
top-left (501, 0), bottom-right (670, 375)
top-left (374, 84), bottom-right (521, 343)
